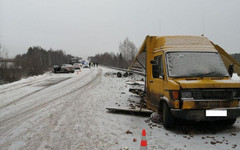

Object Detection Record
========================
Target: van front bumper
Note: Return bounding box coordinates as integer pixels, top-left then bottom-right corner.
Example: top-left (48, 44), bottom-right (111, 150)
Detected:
top-left (171, 107), bottom-right (240, 121)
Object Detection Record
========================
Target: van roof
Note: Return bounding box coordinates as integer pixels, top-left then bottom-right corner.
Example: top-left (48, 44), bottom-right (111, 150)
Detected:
top-left (152, 35), bottom-right (217, 52)
top-left (128, 35), bottom-right (240, 75)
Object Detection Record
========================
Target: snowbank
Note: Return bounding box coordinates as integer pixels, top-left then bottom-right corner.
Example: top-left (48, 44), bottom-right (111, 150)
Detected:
top-left (231, 73), bottom-right (240, 81)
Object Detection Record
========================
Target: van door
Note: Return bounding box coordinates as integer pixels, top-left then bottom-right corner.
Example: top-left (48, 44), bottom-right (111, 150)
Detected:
top-left (149, 52), bottom-right (164, 109)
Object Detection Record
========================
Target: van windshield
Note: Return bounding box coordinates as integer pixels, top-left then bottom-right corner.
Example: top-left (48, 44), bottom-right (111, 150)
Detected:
top-left (166, 52), bottom-right (229, 78)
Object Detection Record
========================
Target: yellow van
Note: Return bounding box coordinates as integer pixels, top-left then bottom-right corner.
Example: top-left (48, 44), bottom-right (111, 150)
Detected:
top-left (129, 36), bottom-right (240, 128)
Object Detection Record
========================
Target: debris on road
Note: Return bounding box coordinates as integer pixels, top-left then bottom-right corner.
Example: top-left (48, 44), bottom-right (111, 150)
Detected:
top-left (117, 72), bottom-right (122, 78)
top-left (121, 146), bottom-right (129, 150)
top-left (231, 132), bottom-right (237, 136)
top-left (104, 71), bottom-right (133, 78)
top-left (144, 118), bottom-right (150, 123)
top-left (232, 144), bottom-right (237, 148)
top-left (211, 141), bottom-right (216, 145)
top-left (129, 103), bottom-right (135, 109)
top-left (106, 107), bottom-right (153, 114)
top-left (125, 130), bottom-right (132, 134)
top-left (150, 112), bottom-right (162, 124)
top-left (123, 72), bottom-right (129, 77)
top-left (104, 72), bottom-right (117, 77)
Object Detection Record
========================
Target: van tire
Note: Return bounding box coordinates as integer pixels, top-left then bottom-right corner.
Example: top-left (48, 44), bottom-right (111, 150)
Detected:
top-left (162, 103), bottom-right (174, 128)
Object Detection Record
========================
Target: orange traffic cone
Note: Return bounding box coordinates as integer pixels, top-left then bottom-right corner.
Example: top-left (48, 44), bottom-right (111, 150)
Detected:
top-left (140, 129), bottom-right (148, 150)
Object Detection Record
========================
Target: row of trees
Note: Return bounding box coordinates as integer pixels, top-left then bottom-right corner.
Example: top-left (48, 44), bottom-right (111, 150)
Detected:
top-left (0, 43), bottom-right (8, 59)
top-left (90, 37), bottom-right (138, 68)
top-left (0, 43), bottom-right (16, 84)
top-left (0, 46), bottom-right (75, 84)
top-left (232, 53), bottom-right (240, 63)
top-left (15, 46), bottom-right (74, 76)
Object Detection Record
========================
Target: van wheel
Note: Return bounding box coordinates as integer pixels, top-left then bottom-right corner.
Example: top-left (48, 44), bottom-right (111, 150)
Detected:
top-left (162, 103), bottom-right (175, 128)
top-left (64, 69), bottom-right (67, 73)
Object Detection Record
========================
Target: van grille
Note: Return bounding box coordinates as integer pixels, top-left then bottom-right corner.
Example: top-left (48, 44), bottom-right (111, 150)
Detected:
top-left (194, 90), bottom-right (233, 99)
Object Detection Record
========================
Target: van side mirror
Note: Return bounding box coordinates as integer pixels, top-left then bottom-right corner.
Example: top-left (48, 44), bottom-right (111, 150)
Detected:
top-left (150, 60), bottom-right (156, 64)
top-left (228, 64), bottom-right (234, 77)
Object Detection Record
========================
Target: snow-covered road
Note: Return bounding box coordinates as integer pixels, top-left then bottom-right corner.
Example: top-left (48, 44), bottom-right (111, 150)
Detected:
top-left (0, 67), bottom-right (239, 150)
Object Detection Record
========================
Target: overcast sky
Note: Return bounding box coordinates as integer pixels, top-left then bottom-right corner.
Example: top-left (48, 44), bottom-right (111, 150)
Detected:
top-left (0, 0), bottom-right (240, 59)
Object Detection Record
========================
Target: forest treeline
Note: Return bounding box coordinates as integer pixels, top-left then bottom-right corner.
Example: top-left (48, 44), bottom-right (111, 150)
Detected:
top-left (90, 37), bottom-right (138, 68)
top-left (0, 46), bottom-right (75, 84)
top-left (232, 53), bottom-right (240, 63)
top-left (15, 46), bottom-right (75, 75)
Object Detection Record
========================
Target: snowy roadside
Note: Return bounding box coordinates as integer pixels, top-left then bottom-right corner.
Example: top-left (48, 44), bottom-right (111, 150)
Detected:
top-left (232, 73), bottom-right (240, 81)
top-left (100, 68), bottom-right (240, 150)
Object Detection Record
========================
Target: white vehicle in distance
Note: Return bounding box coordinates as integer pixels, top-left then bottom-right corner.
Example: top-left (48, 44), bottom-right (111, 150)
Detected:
top-left (73, 63), bottom-right (82, 69)
top-left (83, 62), bottom-right (90, 68)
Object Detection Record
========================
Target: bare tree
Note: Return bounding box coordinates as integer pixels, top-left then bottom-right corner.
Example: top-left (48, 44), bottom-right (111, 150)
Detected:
top-left (90, 37), bottom-right (138, 69)
top-left (119, 37), bottom-right (138, 61)
top-left (118, 37), bottom-right (138, 68)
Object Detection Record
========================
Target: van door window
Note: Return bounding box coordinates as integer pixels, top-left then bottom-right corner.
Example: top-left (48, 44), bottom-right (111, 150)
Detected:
top-left (159, 55), bottom-right (164, 78)
top-left (153, 55), bottom-right (163, 78)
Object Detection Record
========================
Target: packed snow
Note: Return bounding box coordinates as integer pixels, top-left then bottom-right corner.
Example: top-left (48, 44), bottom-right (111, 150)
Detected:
top-left (0, 67), bottom-right (239, 150)
top-left (232, 73), bottom-right (240, 81)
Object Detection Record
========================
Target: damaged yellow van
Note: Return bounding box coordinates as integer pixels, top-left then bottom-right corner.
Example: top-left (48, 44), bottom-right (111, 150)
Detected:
top-left (129, 35), bottom-right (240, 128)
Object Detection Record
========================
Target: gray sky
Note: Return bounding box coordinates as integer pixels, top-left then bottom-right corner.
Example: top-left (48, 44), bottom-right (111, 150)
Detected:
top-left (1, 0), bottom-right (240, 59)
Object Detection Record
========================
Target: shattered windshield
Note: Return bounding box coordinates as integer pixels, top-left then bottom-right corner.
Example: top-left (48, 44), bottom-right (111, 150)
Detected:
top-left (166, 52), bottom-right (229, 77)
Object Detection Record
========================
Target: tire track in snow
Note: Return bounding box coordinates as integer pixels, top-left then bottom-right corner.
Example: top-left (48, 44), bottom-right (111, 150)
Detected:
top-left (0, 69), bottom-right (94, 111)
top-left (0, 77), bottom-right (72, 110)
top-left (34, 68), bottom-right (103, 150)
top-left (0, 69), bottom-right (101, 138)
top-left (0, 69), bottom-right (99, 126)
top-left (35, 69), bottom-right (103, 150)
top-left (0, 74), bottom-right (53, 94)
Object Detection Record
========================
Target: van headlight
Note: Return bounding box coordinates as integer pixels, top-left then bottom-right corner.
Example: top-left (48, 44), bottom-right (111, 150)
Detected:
top-left (181, 91), bottom-right (193, 98)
